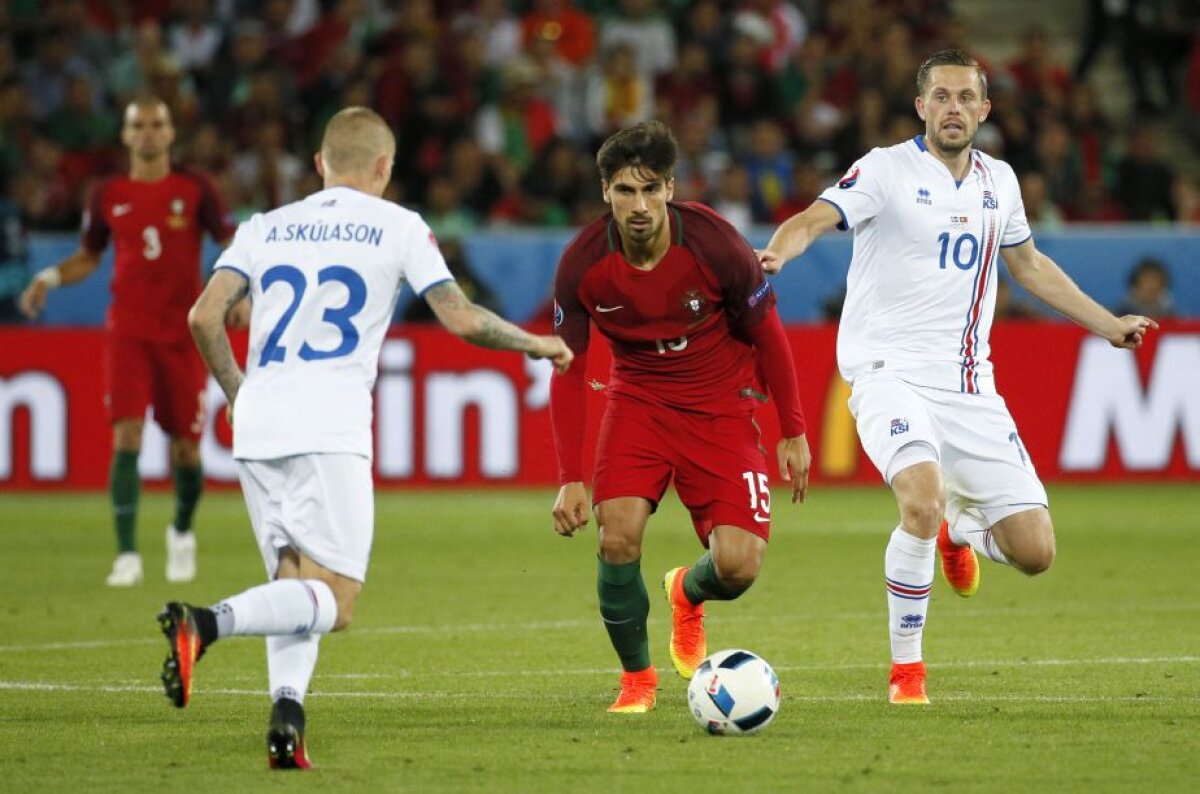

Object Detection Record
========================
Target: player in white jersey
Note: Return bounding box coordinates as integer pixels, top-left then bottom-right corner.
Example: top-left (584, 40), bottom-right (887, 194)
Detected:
top-left (154, 107), bottom-right (572, 769)
top-left (759, 50), bottom-right (1157, 705)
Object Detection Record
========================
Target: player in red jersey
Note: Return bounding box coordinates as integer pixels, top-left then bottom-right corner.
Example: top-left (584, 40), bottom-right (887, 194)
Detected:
top-left (20, 97), bottom-right (238, 587)
top-left (550, 121), bottom-right (811, 713)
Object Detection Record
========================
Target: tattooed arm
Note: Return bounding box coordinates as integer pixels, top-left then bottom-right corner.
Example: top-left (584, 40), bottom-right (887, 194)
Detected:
top-left (188, 268), bottom-right (250, 405)
top-left (423, 281), bottom-right (574, 373)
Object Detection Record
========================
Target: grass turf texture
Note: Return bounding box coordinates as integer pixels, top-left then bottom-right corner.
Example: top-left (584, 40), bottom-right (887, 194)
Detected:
top-left (0, 484), bottom-right (1196, 792)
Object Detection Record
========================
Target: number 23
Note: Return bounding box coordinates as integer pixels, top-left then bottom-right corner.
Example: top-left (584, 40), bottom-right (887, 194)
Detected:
top-left (258, 264), bottom-right (367, 367)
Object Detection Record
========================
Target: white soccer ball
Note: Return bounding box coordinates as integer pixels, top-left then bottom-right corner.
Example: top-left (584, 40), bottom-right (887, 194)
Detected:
top-left (687, 649), bottom-right (781, 735)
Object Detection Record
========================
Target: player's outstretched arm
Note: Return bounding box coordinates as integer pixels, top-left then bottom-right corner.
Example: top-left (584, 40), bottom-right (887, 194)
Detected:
top-left (188, 268), bottom-right (249, 406)
top-left (424, 281), bottom-right (574, 372)
top-left (758, 200), bottom-right (842, 274)
top-left (1001, 240), bottom-right (1159, 349)
top-left (552, 481), bottom-right (590, 537)
top-left (17, 248), bottom-right (103, 319)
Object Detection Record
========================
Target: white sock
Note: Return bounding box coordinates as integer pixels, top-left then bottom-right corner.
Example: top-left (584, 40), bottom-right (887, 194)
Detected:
top-left (268, 633), bottom-right (321, 705)
top-left (949, 511), bottom-right (1010, 565)
top-left (214, 578), bottom-right (338, 637)
top-left (885, 527), bottom-right (935, 664)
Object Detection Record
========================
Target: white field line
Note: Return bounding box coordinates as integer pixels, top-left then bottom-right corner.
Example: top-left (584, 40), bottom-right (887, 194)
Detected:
top-left (0, 679), bottom-right (1196, 705)
top-left (3, 603), bottom-right (1198, 654)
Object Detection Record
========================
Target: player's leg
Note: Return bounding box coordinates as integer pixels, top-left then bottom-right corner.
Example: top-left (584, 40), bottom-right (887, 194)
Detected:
top-left (850, 376), bottom-right (942, 704)
top-left (939, 392), bottom-right (1052, 576)
top-left (153, 341), bottom-right (207, 582)
top-left (595, 496), bottom-right (658, 712)
top-left (105, 335), bottom-right (152, 585)
top-left (667, 411), bottom-right (771, 678)
top-left (159, 454), bottom-right (372, 771)
top-left (590, 398), bottom-right (672, 712)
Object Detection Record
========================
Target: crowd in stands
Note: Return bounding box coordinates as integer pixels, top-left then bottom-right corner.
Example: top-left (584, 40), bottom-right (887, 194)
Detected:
top-left (2, 0), bottom-right (1199, 237)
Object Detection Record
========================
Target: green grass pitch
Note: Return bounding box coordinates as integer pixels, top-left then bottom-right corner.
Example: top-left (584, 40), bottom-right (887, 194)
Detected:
top-left (0, 484), bottom-right (1197, 792)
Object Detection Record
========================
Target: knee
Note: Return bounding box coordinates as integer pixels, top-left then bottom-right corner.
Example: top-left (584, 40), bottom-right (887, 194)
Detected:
top-left (1015, 538), bottom-right (1055, 576)
top-left (171, 440), bottom-right (201, 468)
top-left (899, 495), bottom-right (945, 538)
top-left (712, 555), bottom-right (761, 596)
top-left (597, 527), bottom-right (641, 564)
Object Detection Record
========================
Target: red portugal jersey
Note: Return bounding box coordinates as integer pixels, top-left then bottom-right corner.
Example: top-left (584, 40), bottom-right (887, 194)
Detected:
top-left (83, 167), bottom-right (235, 342)
top-left (553, 201), bottom-right (777, 414)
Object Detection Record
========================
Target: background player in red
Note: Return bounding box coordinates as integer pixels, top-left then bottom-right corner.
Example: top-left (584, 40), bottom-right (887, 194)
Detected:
top-left (550, 121), bottom-right (811, 713)
top-left (19, 96), bottom-right (238, 587)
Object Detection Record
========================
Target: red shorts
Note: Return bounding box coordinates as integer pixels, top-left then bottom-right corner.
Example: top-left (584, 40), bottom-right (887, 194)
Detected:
top-left (106, 334), bottom-right (207, 440)
top-left (591, 395), bottom-right (772, 545)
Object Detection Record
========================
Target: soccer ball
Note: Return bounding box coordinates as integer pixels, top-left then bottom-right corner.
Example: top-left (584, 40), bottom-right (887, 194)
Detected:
top-left (686, 649), bottom-right (780, 736)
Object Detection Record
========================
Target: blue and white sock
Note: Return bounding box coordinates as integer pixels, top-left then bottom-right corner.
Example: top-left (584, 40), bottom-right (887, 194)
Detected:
top-left (268, 633), bottom-right (321, 705)
top-left (212, 579), bottom-right (338, 637)
top-left (885, 527), bottom-right (935, 664)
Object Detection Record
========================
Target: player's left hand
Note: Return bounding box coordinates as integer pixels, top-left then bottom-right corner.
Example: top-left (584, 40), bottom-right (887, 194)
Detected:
top-left (777, 434), bottom-right (811, 504)
top-left (1108, 315), bottom-right (1158, 349)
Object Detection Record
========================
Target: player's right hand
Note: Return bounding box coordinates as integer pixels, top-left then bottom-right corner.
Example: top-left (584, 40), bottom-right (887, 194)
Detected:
top-left (757, 249), bottom-right (785, 275)
top-left (1108, 314), bottom-right (1158, 349)
top-left (18, 279), bottom-right (50, 319)
top-left (531, 335), bottom-right (574, 374)
top-left (552, 481), bottom-right (590, 537)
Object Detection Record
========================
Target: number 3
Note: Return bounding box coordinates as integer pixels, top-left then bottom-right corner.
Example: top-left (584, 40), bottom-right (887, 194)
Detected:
top-left (257, 264), bottom-right (367, 367)
top-left (142, 226), bottom-right (161, 260)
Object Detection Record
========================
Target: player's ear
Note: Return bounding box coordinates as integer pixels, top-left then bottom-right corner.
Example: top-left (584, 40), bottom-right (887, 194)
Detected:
top-left (314, 152), bottom-right (325, 179)
top-left (915, 95), bottom-right (927, 121)
top-left (979, 97), bottom-right (992, 123)
top-left (601, 180), bottom-right (611, 204)
top-left (665, 177), bottom-right (675, 202)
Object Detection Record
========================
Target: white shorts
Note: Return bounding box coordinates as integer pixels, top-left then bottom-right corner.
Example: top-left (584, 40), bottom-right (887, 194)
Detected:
top-left (236, 453), bottom-right (375, 582)
top-left (848, 374), bottom-right (1048, 525)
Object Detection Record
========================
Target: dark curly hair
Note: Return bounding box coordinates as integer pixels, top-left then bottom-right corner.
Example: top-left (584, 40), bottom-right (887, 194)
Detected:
top-left (595, 120), bottom-right (678, 183)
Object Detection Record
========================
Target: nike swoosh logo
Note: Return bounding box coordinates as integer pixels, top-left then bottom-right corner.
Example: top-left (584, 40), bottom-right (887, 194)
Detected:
top-left (113, 204), bottom-right (132, 216)
top-left (595, 305), bottom-right (624, 313)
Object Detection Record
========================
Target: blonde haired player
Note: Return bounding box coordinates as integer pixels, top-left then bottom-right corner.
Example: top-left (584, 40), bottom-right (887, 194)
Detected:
top-left (759, 50), bottom-right (1156, 704)
top-left (158, 107), bottom-right (571, 768)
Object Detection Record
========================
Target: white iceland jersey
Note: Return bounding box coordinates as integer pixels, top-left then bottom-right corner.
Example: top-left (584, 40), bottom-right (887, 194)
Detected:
top-left (215, 186), bottom-right (453, 459)
top-left (818, 136), bottom-right (1031, 394)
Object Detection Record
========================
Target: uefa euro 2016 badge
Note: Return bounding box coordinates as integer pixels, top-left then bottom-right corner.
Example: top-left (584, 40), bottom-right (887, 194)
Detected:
top-left (167, 197), bottom-right (189, 229)
top-left (682, 289), bottom-right (707, 319)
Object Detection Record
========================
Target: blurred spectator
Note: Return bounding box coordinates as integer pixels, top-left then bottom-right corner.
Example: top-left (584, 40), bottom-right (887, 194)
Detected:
top-left (525, 24), bottom-right (584, 141)
top-left (1020, 171), bottom-right (1065, 231)
top-left (1115, 257), bottom-right (1176, 317)
top-left (445, 136), bottom-right (508, 221)
top-left (521, 0), bottom-right (597, 69)
top-left (585, 41), bottom-right (654, 139)
top-left (519, 137), bottom-right (590, 226)
top-left (1069, 181), bottom-right (1126, 222)
top-left (43, 74), bottom-right (118, 157)
top-left (232, 117), bottom-right (305, 211)
top-left (1033, 121), bottom-right (1084, 209)
top-left (771, 161), bottom-right (823, 224)
top-left (11, 136), bottom-right (78, 231)
top-left (743, 0), bottom-right (808, 75)
top-left (1171, 173), bottom-right (1200, 224)
top-left (654, 41), bottom-right (717, 130)
top-left (1074, 0), bottom-right (1153, 110)
top-left (680, 0), bottom-right (727, 59)
top-left (21, 23), bottom-right (103, 121)
top-left (168, 0), bottom-right (224, 77)
top-left (743, 118), bottom-right (794, 222)
top-left (1113, 124), bottom-right (1175, 221)
top-left (599, 0), bottom-right (678, 78)
top-left (711, 163), bottom-right (754, 231)
top-left (423, 174), bottom-right (479, 242)
top-left (453, 0), bottom-right (522, 68)
top-left (0, 186), bottom-right (28, 322)
top-left (106, 19), bottom-right (182, 109)
top-left (719, 23), bottom-right (777, 141)
top-left (671, 101), bottom-right (730, 203)
top-left (401, 239), bottom-right (505, 323)
top-left (1007, 25), bottom-right (1073, 115)
top-left (476, 58), bottom-right (561, 174)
